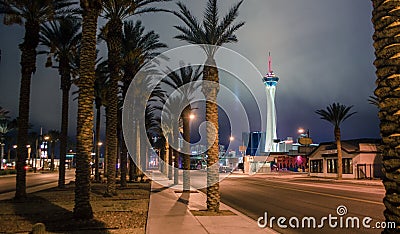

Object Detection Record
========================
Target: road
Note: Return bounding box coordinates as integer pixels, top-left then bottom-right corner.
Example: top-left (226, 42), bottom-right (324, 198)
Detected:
top-left (217, 174), bottom-right (386, 234)
top-left (0, 169), bottom-right (75, 200)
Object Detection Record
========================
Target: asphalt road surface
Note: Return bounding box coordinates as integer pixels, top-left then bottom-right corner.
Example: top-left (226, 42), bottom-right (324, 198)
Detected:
top-left (0, 169), bottom-right (75, 198)
top-left (218, 175), bottom-right (386, 234)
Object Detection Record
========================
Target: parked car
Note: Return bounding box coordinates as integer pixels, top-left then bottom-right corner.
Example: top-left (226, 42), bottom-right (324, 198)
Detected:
top-left (219, 166), bottom-right (233, 173)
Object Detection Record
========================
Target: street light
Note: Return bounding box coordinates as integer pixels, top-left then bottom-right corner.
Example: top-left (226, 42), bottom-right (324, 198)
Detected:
top-left (298, 128), bottom-right (310, 138)
top-left (229, 136), bottom-right (234, 142)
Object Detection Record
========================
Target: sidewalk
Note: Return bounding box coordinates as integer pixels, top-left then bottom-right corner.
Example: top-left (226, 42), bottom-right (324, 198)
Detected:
top-left (146, 171), bottom-right (277, 234)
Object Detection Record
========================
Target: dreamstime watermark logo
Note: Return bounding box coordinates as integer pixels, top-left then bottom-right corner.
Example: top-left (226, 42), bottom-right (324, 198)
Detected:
top-left (257, 205), bottom-right (396, 230)
top-left (122, 44), bottom-right (267, 189)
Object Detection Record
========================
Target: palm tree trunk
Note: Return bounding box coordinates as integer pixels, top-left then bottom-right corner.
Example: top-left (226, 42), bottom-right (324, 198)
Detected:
top-left (171, 131), bottom-right (179, 185)
top-left (50, 141), bottom-right (55, 171)
top-left (335, 126), bottom-right (342, 180)
top-left (73, 1), bottom-right (101, 219)
top-left (135, 120), bottom-right (141, 180)
top-left (104, 19), bottom-right (123, 196)
top-left (139, 124), bottom-right (147, 176)
top-left (15, 20), bottom-right (40, 200)
top-left (120, 139), bottom-right (128, 187)
top-left (182, 107), bottom-right (191, 192)
top-left (371, 1), bottom-right (400, 231)
top-left (58, 63), bottom-right (70, 188)
top-left (168, 142), bottom-right (173, 180)
top-left (202, 58), bottom-right (220, 212)
top-left (119, 110), bottom-right (127, 187)
top-left (105, 104), bottom-right (117, 196)
top-left (129, 155), bottom-right (135, 182)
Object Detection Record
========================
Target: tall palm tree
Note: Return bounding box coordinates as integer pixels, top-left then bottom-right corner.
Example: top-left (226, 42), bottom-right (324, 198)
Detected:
top-left (315, 103), bottom-right (356, 180)
top-left (120, 20), bottom-right (167, 184)
top-left (94, 60), bottom-right (108, 182)
top-left (371, 1), bottom-right (400, 231)
top-left (173, 0), bottom-right (244, 212)
top-left (73, 0), bottom-right (102, 220)
top-left (47, 130), bottom-right (60, 171)
top-left (39, 17), bottom-right (81, 187)
top-left (0, 0), bottom-right (75, 200)
top-left (100, 0), bottom-right (169, 196)
top-left (162, 63), bottom-right (202, 192)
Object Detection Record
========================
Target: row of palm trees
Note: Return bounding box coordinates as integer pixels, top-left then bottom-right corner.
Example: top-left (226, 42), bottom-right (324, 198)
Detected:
top-left (0, 0), bottom-right (246, 218)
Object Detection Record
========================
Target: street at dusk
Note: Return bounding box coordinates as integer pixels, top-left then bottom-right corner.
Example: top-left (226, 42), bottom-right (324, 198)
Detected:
top-left (219, 174), bottom-right (385, 234)
top-left (0, 0), bottom-right (399, 233)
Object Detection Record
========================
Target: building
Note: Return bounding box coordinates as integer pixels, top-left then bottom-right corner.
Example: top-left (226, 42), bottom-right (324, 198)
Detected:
top-left (242, 131), bottom-right (266, 156)
top-left (263, 53), bottom-right (279, 152)
top-left (308, 138), bottom-right (383, 179)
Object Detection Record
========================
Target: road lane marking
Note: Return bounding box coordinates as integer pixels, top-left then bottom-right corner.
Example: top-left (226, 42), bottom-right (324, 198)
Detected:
top-left (264, 178), bottom-right (385, 195)
top-left (265, 183), bottom-right (382, 205)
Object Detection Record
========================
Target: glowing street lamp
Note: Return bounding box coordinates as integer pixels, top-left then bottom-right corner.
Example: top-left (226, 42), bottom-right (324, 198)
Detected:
top-left (189, 113), bottom-right (195, 120)
top-left (229, 136), bottom-right (234, 142)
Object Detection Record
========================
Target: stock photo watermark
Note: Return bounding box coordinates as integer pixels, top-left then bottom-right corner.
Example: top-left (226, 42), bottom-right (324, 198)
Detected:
top-left (257, 205), bottom-right (396, 230)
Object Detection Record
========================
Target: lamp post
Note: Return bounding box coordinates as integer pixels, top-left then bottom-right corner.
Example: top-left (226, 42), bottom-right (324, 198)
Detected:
top-left (95, 141), bottom-right (102, 181)
top-left (298, 128), bottom-right (310, 138)
top-left (13, 145), bottom-right (17, 168)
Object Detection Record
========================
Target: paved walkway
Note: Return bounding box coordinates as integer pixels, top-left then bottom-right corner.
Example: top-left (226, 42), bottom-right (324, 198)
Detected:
top-left (146, 171), bottom-right (277, 234)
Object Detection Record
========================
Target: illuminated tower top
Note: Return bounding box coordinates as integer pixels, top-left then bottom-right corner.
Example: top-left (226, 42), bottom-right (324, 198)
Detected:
top-left (262, 53), bottom-right (279, 87)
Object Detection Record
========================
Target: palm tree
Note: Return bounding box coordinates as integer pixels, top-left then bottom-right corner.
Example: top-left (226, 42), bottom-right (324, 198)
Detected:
top-left (94, 61), bottom-right (108, 182)
top-left (47, 130), bottom-right (60, 171)
top-left (315, 103), bottom-right (356, 180)
top-left (99, 0), bottom-right (168, 196)
top-left (162, 63), bottom-right (202, 192)
top-left (120, 20), bottom-right (167, 185)
top-left (73, 0), bottom-right (102, 220)
top-left (173, 0), bottom-right (244, 212)
top-left (0, 0), bottom-right (75, 200)
top-left (40, 17), bottom-right (81, 187)
top-left (129, 72), bottom-right (165, 179)
top-left (371, 1), bottom-right (400, 231)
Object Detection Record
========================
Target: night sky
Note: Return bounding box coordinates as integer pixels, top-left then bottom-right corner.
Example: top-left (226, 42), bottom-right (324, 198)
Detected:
top-left (0, 0), bottom-right (380, 151)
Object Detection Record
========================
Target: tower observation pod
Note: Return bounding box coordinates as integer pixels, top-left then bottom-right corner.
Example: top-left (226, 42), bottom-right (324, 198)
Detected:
top-left (262, 53), bottom-right (279, 152)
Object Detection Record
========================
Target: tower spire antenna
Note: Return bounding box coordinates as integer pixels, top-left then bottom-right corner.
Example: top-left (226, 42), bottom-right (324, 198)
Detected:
top-left (268, 52), bottom-right (272, 74)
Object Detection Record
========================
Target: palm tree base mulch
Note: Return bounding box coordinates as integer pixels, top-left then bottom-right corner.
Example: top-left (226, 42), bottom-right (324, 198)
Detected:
top-left (190, 210), bottom-right (236, 216)
top-left (0, 182), bottom-right (150, 233)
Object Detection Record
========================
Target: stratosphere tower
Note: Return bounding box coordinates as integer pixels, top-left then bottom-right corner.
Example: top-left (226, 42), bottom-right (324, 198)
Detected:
top-left (262, 53), bottom-right (279, 152)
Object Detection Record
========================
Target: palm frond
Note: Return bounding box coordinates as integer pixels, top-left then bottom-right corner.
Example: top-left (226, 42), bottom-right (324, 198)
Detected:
top-left (173, 0), bottom-right (244, 57)
top-left (368, 95), bottom-right (379, 107)
top-left (315, 103), bottom-right (357, 127)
